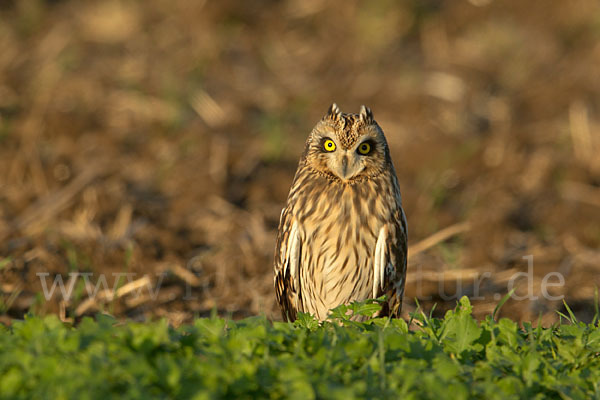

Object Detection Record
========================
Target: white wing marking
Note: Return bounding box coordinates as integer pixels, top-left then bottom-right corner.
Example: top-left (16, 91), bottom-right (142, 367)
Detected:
top-left (374, 226), bottom-right (387, 298)
top-left (286, 221), bottom-right (300, 291)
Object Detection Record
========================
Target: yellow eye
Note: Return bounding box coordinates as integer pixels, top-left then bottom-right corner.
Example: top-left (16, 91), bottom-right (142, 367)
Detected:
top-left (357, 142), bottom-right (371, 155)
top-left (323, 139), bottom-right (336, 152)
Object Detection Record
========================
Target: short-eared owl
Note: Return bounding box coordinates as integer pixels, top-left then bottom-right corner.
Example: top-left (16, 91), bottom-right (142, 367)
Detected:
top-left (274, 104), bottom-right (408, 321)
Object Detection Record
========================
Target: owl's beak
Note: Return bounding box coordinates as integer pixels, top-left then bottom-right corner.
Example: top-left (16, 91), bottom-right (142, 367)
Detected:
top-left (341, 155), bottom-right (348, 177)
top-left (332, 151), bottom-right (363, 181)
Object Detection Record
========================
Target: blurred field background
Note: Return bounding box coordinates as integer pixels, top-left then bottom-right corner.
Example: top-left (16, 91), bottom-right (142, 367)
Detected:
top-left (1, 0), bottom-right (599, 326)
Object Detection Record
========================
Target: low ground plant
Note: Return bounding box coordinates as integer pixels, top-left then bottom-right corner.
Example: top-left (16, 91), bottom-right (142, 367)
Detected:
top-left (1, 297), bottom-right (599, 399)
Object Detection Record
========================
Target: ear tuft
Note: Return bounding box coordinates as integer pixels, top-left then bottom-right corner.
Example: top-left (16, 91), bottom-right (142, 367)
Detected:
top-left (324, 103), bottom-right (342, 121)
top-left (359, 105), bottom-right (373, 123)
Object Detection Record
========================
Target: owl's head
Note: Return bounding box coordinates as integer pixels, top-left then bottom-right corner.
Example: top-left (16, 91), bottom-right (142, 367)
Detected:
top-left (303, 103), bottom-right (390, 182)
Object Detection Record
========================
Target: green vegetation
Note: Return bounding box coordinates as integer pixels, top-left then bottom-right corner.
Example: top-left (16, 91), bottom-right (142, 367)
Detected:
top-left (1, 297), bottom-right (599, 399)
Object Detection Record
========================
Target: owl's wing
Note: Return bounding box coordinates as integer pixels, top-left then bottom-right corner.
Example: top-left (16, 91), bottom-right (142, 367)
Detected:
top-left (274, 208), bottom-right (302, 322)
top-left (373, 208), bottom-right (408, 318)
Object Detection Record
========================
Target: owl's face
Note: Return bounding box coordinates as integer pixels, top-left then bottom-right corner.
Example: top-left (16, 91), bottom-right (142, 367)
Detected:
top-left (303, 104), bottom-right (389, 182)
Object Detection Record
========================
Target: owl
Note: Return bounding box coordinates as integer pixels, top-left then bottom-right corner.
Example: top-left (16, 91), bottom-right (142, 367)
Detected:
top-left (274, 104), bottom-right (408, 322)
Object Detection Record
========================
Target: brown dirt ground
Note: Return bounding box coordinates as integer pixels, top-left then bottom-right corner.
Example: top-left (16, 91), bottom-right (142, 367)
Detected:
top-left (1, 0), bottom-right (600, 327)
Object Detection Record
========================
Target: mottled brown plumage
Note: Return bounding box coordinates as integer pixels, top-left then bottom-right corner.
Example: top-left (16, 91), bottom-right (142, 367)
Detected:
top-left (274, 104), bottom-right (407, 322)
